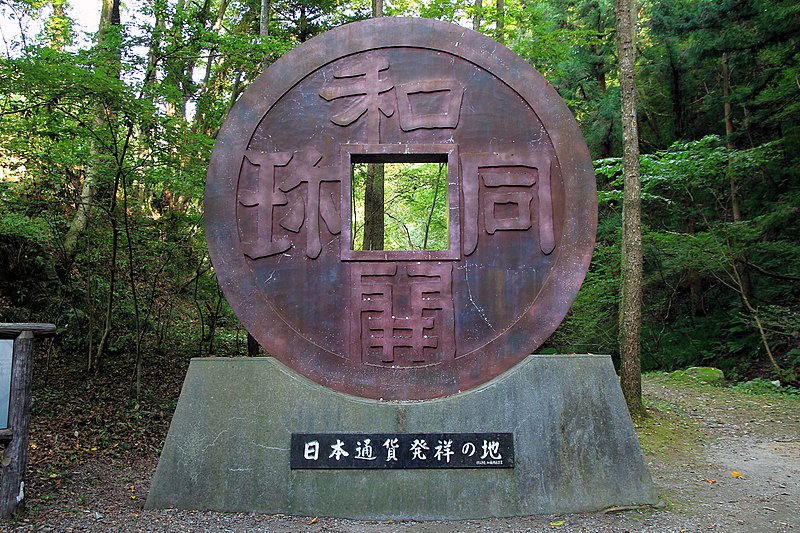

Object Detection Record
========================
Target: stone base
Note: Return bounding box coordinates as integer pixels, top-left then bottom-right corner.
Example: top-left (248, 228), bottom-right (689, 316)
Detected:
top-left (145, 355), bottom-right (658, 519)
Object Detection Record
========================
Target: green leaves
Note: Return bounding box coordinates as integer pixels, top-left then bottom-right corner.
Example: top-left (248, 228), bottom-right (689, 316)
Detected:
top-left (351, 162), bottom-right (449, 251)
top-left (564, 134), bottom-right (800, 379)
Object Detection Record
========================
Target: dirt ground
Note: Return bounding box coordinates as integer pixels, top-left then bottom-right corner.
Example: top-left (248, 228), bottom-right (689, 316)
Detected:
top-left (5, 374), bottom-right (799, 532)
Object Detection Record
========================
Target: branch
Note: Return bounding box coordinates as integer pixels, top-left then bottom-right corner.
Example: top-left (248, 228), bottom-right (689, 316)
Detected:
top-left (738, 259), bottom-right (800, 282)
top-left (385, 213), bottom-right (414, 250)
top-left (0, 103), bottom-right (41, 117)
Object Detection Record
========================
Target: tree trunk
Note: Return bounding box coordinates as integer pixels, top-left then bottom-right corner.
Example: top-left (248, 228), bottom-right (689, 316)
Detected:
top-left (93, 172), bottom-right (121, 372)
top-left (473, 0), bottom-right (483, 31)
top-left (298, 3), bottom-right (308, 42)
top-left (722, 52), bottom-right (751, 299)
top-left (363, 162), bottom-right (385, 250)
top-left (247, 333), bottom-right (260, 356)
top-left (685, 213), bottom-right (704, 316)
top-left (143, 4), bottom-right (163, 90)
top-left (592, 8), bottom-right (612, 158)
top-left (722, 52), bottom-right (741, 220)
top-left (615, 0), bottom-right (645, 419)
top-left (667, 40), bottom-right (684, 140)
top-left (597, 70), bottom-right (612, 158)
top-left (62, 0), bottom-right (121, 267)
top-left (122, 173), bottom-right (143, 397)
top-left (260, 0), bottom-right (271, 72)
top-left (229, 71), bottom-right (243, 109)
top-left (201, 0), bottom-right (229, 86)
top-left (47, 0), bottom-right (70, 49)
top-left (495, 0), bottom-right (505, 44)
top-left (362, 0), bottom-right (385, 250)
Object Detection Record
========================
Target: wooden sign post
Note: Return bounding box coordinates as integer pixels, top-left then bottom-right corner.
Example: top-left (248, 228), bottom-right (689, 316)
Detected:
top-left (0, 323), bottom-right (56, 518)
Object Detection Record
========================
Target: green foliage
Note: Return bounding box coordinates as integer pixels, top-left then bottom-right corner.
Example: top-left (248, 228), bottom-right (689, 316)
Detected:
top-left (545, 239), bottom-right (619, 356)
top-left (667, 366), bottom-right (726, 386)
top-left (732, 378), bottom-right (800, 396)
top-left (351, 162), bottom-right (449, 251)
top-left (0, 220), bottom-right (60, 318)
top-left (0, 0), bottom-right (253, 376)
top-left (0, 210), bottom-right (51, 246)
top-left (644, 0), bottom-right (800, 146)
top-left (272, 0), bottom-right (370, 42)
top-left (388, 0), bottom-right (468, 21)
top-left (549, 134), bottom-right (799, 383)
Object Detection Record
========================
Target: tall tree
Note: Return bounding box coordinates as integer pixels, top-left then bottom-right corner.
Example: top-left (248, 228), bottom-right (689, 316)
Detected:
top-left (495, 0), bottom-right (505, 43)
top-left (615, 0), bottom-right (645, 418)
top-left (472, 0), bottom-right (483, 31)
top-left (61, 0), bottom-right (122, 267)
top-left (261, 0), bottom-right (271, 71)
top-left (45, 0), bottom-right (73, 50)
top-left (721, 50), bottom-right (752, 300)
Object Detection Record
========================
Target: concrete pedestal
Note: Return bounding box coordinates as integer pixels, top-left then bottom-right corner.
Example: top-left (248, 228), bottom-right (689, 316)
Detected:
top-left (146, 355), bottom-right (658, 519)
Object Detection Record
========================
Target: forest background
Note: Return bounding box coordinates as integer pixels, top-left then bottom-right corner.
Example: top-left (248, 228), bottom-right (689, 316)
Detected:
top-left (0, 0), bottom-right (798, 416)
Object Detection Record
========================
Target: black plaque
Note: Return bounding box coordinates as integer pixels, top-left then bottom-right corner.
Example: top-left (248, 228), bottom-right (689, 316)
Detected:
top-left (291, 433), bottom-right (514, 469)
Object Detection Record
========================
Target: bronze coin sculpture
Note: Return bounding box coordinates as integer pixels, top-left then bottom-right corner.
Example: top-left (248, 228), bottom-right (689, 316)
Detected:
top-left (205, 17), bottom-right (597, 400)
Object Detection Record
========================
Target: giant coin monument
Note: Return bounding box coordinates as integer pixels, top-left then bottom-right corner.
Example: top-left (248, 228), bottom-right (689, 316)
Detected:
top-left (147, 17), bottom-right (658, 518)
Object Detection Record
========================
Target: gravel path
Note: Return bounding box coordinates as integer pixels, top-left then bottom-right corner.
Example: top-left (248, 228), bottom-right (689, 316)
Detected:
top-left (6, 375), bottom-right (799, 532)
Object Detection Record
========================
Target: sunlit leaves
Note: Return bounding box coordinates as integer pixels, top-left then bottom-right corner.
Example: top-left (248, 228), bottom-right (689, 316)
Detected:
top-left (351, 162), bottom-right (448, 251)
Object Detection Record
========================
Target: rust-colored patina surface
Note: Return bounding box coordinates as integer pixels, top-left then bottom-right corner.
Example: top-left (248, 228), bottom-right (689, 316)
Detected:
top-left (205, 17), bottom-right (597, 400)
